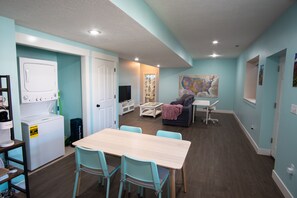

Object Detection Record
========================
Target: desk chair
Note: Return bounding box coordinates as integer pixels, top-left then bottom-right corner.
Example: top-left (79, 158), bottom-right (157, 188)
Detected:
top-left (73, 146), bottom-right (120, 198)
top-left (204, 100), bottom-right (219, 124)
top-left (119, 125), bottom-right (142, 133)
top-left (156, 130), bottom-right (187, 193)
top-left (118, 155), bottom-right (169, 198)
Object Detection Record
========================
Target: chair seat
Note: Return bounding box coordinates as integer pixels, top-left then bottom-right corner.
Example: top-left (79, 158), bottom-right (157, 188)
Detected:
top-left (126, 166), bottom-right (169, 189)
top-left (81, 164), bottom-right (120, 175)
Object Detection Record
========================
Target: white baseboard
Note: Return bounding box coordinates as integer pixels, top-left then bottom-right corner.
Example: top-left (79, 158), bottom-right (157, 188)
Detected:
top-left (272, 170), bottom-right (293, 198)
top-left (233, 112), bottom-right (271, 156)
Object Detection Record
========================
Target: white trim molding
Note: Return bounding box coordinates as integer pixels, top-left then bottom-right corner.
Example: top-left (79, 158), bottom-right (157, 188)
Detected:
top-left (91, 51), bottom-right (118, 62)
top-left (272, 170), bottom-right (293, 198)
top-left (233, 112), bottom-right (271, 156)
top-left (16, 33), bottom-right (89, 56)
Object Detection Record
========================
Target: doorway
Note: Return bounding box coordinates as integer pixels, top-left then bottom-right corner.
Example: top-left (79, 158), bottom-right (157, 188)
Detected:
top-left (92, 57), bottom-right (117, 132)
top-left (144, 74), bottom-right (156, 103)
top-left (265, 50), bottom-right (286, 158)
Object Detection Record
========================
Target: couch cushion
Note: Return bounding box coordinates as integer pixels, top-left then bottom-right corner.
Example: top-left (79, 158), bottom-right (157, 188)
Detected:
top-left (183, 95), bottom-right (194, 106)
top-left (170, 94), bottom-right (189, 105)
top-left (170, 99), bottom-right (183, 105)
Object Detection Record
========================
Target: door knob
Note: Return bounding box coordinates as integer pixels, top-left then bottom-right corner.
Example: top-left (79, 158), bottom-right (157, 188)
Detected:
top-left (96, 104), bottom-right (100, 108)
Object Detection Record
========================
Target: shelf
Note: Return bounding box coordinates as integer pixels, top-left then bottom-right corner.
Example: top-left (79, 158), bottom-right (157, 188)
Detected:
top-left (0, 140), bottom-right (24, 153)
top-left (0, 76), bottom-right (28, 196)
top-left (0, 167), bottom-right (24, 185)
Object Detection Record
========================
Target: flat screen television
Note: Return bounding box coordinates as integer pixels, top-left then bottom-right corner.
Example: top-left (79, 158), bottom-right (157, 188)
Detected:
top-left (119, 85), bottom-right (131, 102)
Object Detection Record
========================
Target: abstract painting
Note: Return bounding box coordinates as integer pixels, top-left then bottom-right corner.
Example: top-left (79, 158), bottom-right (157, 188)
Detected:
top-left (179, 75), bottom-right (219, 98)
top-left (293, 54), bottom-right (297, 87)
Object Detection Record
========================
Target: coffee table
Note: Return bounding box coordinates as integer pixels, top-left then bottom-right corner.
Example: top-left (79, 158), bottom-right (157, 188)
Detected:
top-left (140, 102), bottom-right (163, 118)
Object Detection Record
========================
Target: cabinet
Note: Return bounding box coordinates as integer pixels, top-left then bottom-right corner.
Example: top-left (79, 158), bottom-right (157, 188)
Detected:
top-left (119, 100), bottom-right (135, 115)
top-left (0, 140), bottom-right (30, 198)
top-left (0, 75), bottom-right (30, 197)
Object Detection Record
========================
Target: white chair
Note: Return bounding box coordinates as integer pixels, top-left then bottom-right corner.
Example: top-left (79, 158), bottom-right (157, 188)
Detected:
top-left (204, 100), bottom-right (219, 124)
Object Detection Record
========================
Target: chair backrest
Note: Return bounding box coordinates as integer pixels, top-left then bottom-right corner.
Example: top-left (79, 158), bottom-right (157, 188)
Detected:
top-left (209, 100), bottom-right (219, 109)
top-left (121, 155), bottom-right (161, 190)
top-left (156, 130), bottom-right (182, 140)
top-left (75, 146), bottom-right (109, 176)
top-left (120, 125), bottom-right (142, 133)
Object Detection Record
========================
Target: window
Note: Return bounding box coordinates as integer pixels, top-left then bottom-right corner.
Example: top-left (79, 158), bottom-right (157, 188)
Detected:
top-left (244, 56), bottom-right (259, 104)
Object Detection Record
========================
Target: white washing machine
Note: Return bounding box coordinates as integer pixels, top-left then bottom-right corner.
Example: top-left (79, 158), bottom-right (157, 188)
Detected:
top-left (21, 114), bottom-right (65, 171)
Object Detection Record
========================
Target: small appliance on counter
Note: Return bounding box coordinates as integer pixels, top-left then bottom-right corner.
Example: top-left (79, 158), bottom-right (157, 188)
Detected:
top-left (0, 109), bottom-right (14, 147)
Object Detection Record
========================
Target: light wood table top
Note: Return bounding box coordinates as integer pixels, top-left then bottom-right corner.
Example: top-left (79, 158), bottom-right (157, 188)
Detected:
top-left (72, 128), bottom-right (191, 170)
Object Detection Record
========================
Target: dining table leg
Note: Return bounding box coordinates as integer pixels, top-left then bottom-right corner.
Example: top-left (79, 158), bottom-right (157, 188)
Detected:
top-left (205, 107), bottom-right (209, 125)
top-left (182, 165), bottom-right (187, 193)
top-left (170, 169), bottom-right (176, 198)
top-left (192, 105), bottom-right (196, 123)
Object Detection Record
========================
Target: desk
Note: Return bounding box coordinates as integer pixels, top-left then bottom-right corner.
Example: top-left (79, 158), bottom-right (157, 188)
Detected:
top-left (192, 100), bottom-right (210, 123)
top-left (73, 128), bottom-right (191, 198)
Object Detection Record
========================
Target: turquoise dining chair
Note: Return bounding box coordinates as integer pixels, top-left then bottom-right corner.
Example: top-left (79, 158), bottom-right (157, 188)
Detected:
top-left (73, 146), bottom-right (120, 198)
top-left (156, 130), bottom-right (187, 193)
top-left (119, 125), bottom-right (142, 133)
top-left (118, 155), bottom-right (169, 198)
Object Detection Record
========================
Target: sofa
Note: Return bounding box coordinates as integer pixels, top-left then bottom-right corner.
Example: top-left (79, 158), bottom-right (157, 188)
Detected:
top-left (162, 94), bottom-right (195, 127)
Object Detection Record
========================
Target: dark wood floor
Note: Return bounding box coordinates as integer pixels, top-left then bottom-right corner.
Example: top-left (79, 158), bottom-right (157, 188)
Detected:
top-left (23, 108), bottom-right (283, 198)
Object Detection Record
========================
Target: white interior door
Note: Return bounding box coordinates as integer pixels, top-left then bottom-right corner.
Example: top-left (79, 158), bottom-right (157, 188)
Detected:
top-left (271, 55), bottom-right (285, 158)
top-left (92, 58), bottom-right (116, 132)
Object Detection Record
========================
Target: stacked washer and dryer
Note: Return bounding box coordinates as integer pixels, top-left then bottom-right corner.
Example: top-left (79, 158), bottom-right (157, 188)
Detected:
top-left (19, 57), bottom-right (65, 171)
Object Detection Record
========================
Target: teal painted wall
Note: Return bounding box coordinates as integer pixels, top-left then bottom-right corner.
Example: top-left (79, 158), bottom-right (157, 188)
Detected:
top-left (0, 16), bottom-right (21, 191)
top-left (0, 17), bottom-right (21, 139)
top-left (111, 0), bottom-right (192, 66)
top-left (57, 54), bottom-right (82, 138)
top-left (159, 58), bottom-right (236, 110)
top-left (234, 3), bottom-right (297, 196)
top-left (17, 45), bottom-right (57, 61)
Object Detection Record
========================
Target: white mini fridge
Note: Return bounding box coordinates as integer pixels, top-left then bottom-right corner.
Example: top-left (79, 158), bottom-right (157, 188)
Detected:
top-left (21, 114), bottom-right (65, 171)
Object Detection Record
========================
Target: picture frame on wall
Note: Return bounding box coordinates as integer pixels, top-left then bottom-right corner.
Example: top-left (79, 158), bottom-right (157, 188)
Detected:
top-left (293, 53), bottom-right (297, 87)
top-left (179, 74), bottom-right (219, 98)
top-left (258, 64), bottom-right (264, 86)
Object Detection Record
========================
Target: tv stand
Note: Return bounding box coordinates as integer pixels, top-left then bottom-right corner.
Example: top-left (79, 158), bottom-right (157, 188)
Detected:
top-left (119, 100), bottom-right (135, 115)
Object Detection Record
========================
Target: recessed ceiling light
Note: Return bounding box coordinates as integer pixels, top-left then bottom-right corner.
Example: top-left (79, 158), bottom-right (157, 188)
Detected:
top-left (212, 40), bottom-right (219, 45)
top-left (209, 53), bottom-right (220, 58)
top-left (88, 29), bottom-right (101, 36)
top-left (134, 57), bottom-right (139, 61)
top-left (157, 64), bottom-right (160, 68)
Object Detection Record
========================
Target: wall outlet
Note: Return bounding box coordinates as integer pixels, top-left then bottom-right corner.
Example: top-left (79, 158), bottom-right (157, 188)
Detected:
top-left (287, 163), bottom-right (295, 175)
top-left (290, 104), bottom-right (297, 115)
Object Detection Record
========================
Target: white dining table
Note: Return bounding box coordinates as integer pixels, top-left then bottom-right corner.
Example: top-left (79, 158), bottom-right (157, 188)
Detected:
top-left (72, 128), bottom-right (191, 198)
top-left (192, 99), bottom-right (210, 123)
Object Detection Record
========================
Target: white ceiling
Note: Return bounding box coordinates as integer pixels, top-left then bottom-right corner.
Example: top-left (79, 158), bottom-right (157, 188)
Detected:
top-left (0, 0), bottom-right (295, 67)
top-left (145, 0), bottom-right (295, 59)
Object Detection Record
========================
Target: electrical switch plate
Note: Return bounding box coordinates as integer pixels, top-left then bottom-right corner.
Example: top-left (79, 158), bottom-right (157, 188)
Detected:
top-left (290, 104), bottom-right (297, 115)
